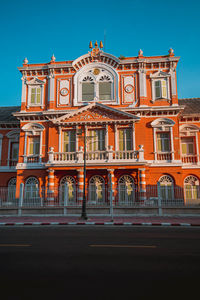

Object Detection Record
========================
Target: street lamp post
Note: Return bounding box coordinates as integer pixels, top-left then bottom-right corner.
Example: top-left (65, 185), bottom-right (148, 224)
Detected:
top-left (81, 124), bottom-right (87, 220)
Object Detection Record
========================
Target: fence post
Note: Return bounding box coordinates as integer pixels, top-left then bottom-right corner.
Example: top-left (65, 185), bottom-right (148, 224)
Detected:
top-left (64, 183), bottom-right (68, 216)
top-left (157, 182), bottom-right (162, 216)
top-left (18, 183), bottom-right (24, 216)
top-left (108, 171), bottom-right (114, 221)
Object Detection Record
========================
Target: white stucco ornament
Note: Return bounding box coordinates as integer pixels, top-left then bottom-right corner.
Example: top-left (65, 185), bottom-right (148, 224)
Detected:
top-left (51, 54), bottom-right (56, 62)
top-left (168, 48), bottom-right (174, 55)
top-left (138, 49), bottom-right (143, 56)
top-left (23, 57), bottom-right (28, 64)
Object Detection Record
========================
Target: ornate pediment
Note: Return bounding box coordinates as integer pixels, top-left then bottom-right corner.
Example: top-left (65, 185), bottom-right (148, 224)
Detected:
top-left (150, 70), bottom-right (170, 78)
top-left (26, 77), bottom-right (46, 85)
top-left (50, 103), bottom-right (140, 124)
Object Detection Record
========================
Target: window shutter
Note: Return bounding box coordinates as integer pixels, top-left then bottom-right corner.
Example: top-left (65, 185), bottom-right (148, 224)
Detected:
top-left (82, 82), bottom-right (94, 101)
top-left (29, 139), bottom-right (34, 155)
top-left (119, 130), bottom-right (124, 151)
top-left (164, 138), bottom-right (170, 151)
top-left (64, 132), bottom-right (69, 152)
top-left (155, 81), bottom-right (161, 99)
top-left (70, 131), bottom-right (76, 152)
top-left (36, 88), bottom-right (41, 104)
top-left (99, 82), bottom-right (111, 100)
top-left (157, 134), bottom-right (162, 151)
top-left (162, 80), bottom-right (167, 98)
top-left (31, 88), bottom-right (36, 104)
top-left (188, 143), bottom-right (194, 155)
top-left (181, 143), bottom-right (187, 155)
top-left (126, 129), bottom-right (132, 151)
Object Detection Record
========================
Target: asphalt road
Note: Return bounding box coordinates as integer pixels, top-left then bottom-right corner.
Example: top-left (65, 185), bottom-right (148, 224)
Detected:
top-left (0, 226), bottom-right (200, 300)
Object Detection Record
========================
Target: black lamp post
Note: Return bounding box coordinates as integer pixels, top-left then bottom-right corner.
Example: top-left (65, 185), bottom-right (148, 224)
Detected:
top-left (81, 124), bottom-right (87, 220)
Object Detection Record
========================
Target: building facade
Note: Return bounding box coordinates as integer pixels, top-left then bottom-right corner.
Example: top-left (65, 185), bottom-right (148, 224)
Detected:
top-left (0, 42), bottom-right (200, 207)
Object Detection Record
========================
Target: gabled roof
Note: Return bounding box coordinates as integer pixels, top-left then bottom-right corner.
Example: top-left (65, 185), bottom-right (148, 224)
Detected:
top-left (0, 106), bottom-right (20, 123)
top-left (179, 98), bottom-right (200, 116)
top-left (51, 102), bottom-right (140, 124)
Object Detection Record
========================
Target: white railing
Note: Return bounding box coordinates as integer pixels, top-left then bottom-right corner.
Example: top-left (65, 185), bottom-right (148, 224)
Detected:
top-left (24, 155), bottom-right (42, 163)
top-left (157, 152), bottom-right (172, 161)
top-left (181, 155), bottom-right (198, 164)
top-left (48, 145), bottom-right (145, 164)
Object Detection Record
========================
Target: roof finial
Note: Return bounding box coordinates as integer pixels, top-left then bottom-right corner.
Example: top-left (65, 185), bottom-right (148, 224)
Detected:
top-left (168, 48), bottom-right (174, 56)
top-left (138, 49), bottom-right (143, 57)
top-left (95, 41), bottom-right (98, 48)
top-left (99, 41), bottom-right (103, 49)
top-left (51, 54), bottom-right (56, 62)
top-left (89, 41), bottom-right (93, 49)
top-left (23, 57), bottom-right (28, 65)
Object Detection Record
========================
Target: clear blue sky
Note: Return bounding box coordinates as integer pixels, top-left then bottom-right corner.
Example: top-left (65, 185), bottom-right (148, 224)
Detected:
top-left (0, 0), bottom-right (199, 106)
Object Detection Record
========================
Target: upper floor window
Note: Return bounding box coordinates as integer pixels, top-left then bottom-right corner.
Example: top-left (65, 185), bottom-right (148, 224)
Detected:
top-left (88, 129), bottom-right (105, 151)
top-left (181, 137), bottom-right (195, 155)
top-left (155, 80), bottom-right (167, 99)
top-left (63, 131), bottom-right (76, 152)
top-left (73, 64), bottom-right (119, 106)
top-left (119, 128), bottom-right (132, 151)
top-left (30, 87), bottom-right (41, 105)
top-left (28, 136), bottom-right (40, 155)
top-left (157, 132), bottom-right (170, 152)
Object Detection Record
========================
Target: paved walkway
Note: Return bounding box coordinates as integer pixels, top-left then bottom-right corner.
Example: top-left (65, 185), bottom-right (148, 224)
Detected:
top-left (0, 215), bottom-right (199, 226)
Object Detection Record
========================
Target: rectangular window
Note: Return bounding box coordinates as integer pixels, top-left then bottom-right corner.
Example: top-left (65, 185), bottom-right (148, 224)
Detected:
top-left (88, 130), bottom-right (105, 151)
top-left (82, 82), bottom-right (94, 101)
top-left (119, 128), bottom-right (132, 151)
top-left (11, 143), bottom-right (19, 160)
top-left (99, 82), bottom-right (112, 100)
top-left (28, 136), bottom-right (40, 155)
top-left (181, 137), bottom-right (195, 155)
top-left (30, 87), bottom-right (41, 105)
top-left (63, 131), bottom-right (76, 152)
top-left (155, 80), bottom-right (167, 100)
top-left (157, 132), bottom-right (170, 152)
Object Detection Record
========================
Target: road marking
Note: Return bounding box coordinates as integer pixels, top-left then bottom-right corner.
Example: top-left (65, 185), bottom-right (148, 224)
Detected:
top-left (90, 245), bottom-right (156, 248)
top-left (0, 244), bottom-right (31, 247)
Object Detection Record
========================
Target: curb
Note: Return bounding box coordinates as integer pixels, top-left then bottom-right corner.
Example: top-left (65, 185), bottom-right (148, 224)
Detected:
top-left (0, 222), bottom-right (199, 227)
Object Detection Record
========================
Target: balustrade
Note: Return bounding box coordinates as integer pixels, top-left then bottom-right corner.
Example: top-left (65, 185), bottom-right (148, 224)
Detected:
top-left (157, 152), bottom-right (172, 161)
top-left (181, 155), bottom-right (198, 164)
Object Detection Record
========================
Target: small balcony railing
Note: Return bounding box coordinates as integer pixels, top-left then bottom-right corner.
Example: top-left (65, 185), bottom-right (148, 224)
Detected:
top-left (24, 155), bottom-right (42, 164)
top-left (157, 152), bottom-right (172, 161)
top-left (48, 145), bottom-right (145, 164)
top-left (181, 155), bottom-right (199, 164)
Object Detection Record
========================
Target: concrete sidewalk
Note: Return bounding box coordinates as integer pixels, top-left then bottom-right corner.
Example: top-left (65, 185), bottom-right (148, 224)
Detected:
top-left (0, 215), bottom-right (200, 226)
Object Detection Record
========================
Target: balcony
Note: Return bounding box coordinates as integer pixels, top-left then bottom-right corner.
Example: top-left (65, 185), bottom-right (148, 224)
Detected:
top-left (181, 155), bottom-right (199, 165)
top-left (47, 145), bottom-right (145, 165)
top-left (23, 155), bottom-right (42, 164)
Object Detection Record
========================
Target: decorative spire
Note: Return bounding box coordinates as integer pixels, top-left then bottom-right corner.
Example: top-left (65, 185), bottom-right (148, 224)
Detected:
top-left (51, 54), bottom-right (56, 62)
top-left (99, 41), bottom-right (103, 49)
top-left (95, 41), bottom-right (98, 48)
top-left (23, 57), bottom-right (28, 65)
top-left (89, 41), bottom-right (93, 49)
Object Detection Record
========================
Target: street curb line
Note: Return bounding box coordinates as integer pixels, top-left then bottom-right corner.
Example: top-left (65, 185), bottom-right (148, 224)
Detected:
top-left (0, 222), bottom-right (199, 227)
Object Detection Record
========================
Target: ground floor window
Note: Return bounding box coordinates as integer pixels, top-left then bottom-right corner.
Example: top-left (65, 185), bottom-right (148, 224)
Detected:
top-left (184, 175), bottom-right (200, 204)
top-left (158, 175), bottom-right (174, 202)
top-left (60, 176), bottom-right (76, 205)
top-left (24, 177), bottom-right (39, 200)
top-left (7, 177), bottom-right (16, 203)
top-left (88, 175), bottom-right (105, 204)
top-left (118, 175), bottom-right (135, 204)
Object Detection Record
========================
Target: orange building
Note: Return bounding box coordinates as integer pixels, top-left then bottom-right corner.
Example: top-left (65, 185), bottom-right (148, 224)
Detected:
top-left (0, 42), bottom-right (200, 210)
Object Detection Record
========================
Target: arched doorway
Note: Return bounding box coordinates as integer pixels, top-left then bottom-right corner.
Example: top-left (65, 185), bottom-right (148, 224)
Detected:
top-left (184, 175), bottom-right (200, 205)
top-left (24, 177), bottom-right (39, 205)
top-left (158, 175), bottom-right (174, 204)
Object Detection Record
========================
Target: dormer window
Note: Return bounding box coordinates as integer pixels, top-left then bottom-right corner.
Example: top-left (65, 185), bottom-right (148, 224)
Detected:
top-left (73, 63), bottom-right (119, 106)
top-left (150, 71), bottom-right (170, 102)
top-left (26, 77), bottom-right (46, 108)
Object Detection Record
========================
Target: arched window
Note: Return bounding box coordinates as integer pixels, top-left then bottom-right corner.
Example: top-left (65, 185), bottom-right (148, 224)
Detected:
top-left (118, 175), bottom-right (135, 205)
top-left (89, 175), bottom-right (105, 204)
top-left (184, 176), bottom-right (200, 204)
top-left (158, 175), bottom-right (174, 201)
top-left (60, 176), bottom-right (76, 205)
top-left (25, 177), bottom-right (39, 201)
top-left (8, 177), bottom-right (16, 203)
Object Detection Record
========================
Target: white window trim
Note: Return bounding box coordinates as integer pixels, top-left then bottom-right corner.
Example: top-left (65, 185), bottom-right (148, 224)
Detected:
top-left (150, 71), bottom-right (171, 102)
top-left (73, 63), bottom-right (119, 106)
top-left (26, 77), bottom-right (46, 109)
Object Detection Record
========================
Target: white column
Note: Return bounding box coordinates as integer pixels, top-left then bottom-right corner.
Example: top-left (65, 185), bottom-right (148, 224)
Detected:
top-left (195, 132), bottom-right (199, 164)
top-left (58, 126), bottom-right (62, 152)
top-left (132, 122), bottom-right (135, 151)
top-left (105, 124), bottom-right (108, 150)
top-left (153, 128), bottom-right (157, 161)
top-left (170, 127), bottom-right (174, 161)
top-left (114, 124), bottom-right (117, 151)
top-left (48, 74), bottom-right (55, 103)
top-left (21, 77), bottom-right (26, 103)
top-left (24, 132), bottom-right (28, 163)
top-left (39, 131), bottom-right (43, 163)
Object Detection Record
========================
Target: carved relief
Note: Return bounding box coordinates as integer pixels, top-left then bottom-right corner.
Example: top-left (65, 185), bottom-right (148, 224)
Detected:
top-left (57, 79), bottom-right (70, 106)
top-left (122, 75), bottom-right (135, 104)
